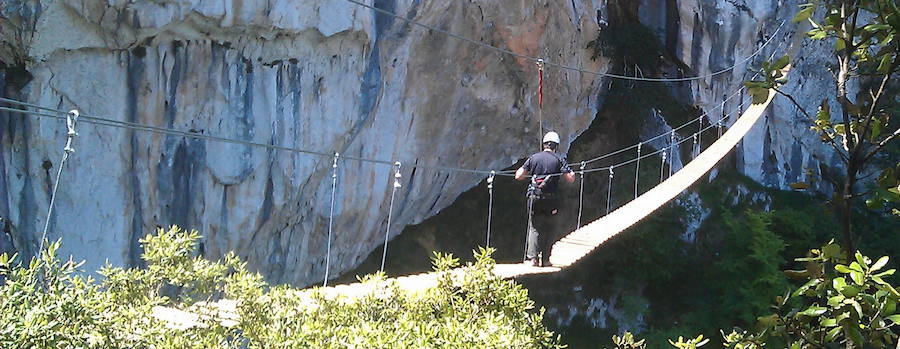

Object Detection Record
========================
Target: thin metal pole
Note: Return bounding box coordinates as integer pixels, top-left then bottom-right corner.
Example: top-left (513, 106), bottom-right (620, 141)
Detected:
top-left (606, 166), bottom-right (615, 215)
top-left (698, 116), bottom-right (703, 150)
top-left (576, 162), bottom-right (586, 229)
top-left (634, 143), bottom-right (642, 199)
top-left (485, 171), bottom-right (495, 247)
top-left (324, 152), bottom-right (339, 287)
top-left (39, 110), bottom-right (79, 255)
top-left (380, 161), bottom-right (402, 273)
top-left (660, 148), bottom-right (667, 182)
top-left (669, 130), bottom-right (676, 177)
top-left (537, 59), bottom-right (545, 150)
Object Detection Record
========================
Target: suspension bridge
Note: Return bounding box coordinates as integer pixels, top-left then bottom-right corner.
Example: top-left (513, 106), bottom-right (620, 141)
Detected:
top-left (0, 0), bottom-right (799, 331)
top-left (145, 80), bottom-right (781, 330)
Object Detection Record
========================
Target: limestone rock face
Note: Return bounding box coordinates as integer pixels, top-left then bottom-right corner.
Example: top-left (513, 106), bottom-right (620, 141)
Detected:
top-left (0, 0), bottom-right (606, 285)
top-left (637, 0), bottom-right (844, 193)
top-left (0, 0), bottom-right (845, 286)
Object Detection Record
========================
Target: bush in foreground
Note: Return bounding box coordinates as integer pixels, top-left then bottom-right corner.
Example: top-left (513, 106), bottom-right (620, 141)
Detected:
top-left (0, 226), bottom-right (561, 348)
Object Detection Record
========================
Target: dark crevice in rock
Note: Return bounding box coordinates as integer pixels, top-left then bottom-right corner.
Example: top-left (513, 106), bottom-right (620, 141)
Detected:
top-left (126, 50), bottom-right (145, 266)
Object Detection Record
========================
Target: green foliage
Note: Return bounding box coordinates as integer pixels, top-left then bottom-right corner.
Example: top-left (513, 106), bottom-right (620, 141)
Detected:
top-left (748, 0), bottom-right (900, 230)
top-left (868, 161), bottom-right (900, 216)
top-left (609, 332), bottom-right (646, 349)
top-left (668, 334), bottom-right (709, 348)
top-left (709, 210), bottom-right (789, 325)
top-left (605, 245), bottom-right (900, 349)
top-left (0, 227), bottom-right (562, 348)
top-left (233, 247), bottom-right (562, 348)
top-left (751, 244), bottom-right (900, 348)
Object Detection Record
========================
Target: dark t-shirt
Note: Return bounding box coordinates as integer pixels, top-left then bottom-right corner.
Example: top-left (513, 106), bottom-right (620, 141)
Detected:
top-left (523, 151), bottom-right (572, 195)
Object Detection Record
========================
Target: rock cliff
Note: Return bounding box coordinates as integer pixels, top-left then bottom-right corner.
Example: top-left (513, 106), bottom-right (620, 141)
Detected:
top-left (0, 0), bottom-right (608, 285)
top-left (0, 0), bottom-right (840, 286)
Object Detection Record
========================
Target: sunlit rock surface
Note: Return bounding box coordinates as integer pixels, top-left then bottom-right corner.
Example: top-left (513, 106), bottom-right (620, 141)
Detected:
top-left (0, 0), bottom-right (607, 285)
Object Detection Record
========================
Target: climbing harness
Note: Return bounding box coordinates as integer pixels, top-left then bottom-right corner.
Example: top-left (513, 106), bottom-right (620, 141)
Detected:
top-left (576, 162), bottom-right (586, 229)
top-left (634, 143), bottom-right (642, 199)
top-left (605, 166), bottom-right (614, 215)
top-left (380, 161), bottom-right (402, 272)
top-left (324, 152), bottom-right (340, 287)
top-left (485, 171), bottom-right (495, 247)
top-left (537, 58), bottom-right (545, 150)
top-left (39, 110), bottom-right (79, 254)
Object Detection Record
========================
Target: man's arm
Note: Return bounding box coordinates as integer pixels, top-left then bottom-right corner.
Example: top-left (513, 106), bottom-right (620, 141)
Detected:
top-left (515, 167), bottom-right (528, 181)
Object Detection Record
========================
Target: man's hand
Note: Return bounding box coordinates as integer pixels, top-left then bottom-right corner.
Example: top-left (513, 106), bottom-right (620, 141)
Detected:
top-left (515, 167), bottom-right (528, 181)
top-left (564, 171), bottom-right (576, 183)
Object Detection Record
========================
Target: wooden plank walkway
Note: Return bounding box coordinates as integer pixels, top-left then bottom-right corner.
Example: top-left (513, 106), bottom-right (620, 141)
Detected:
top-left (152, 85), bottom-right (780, 328)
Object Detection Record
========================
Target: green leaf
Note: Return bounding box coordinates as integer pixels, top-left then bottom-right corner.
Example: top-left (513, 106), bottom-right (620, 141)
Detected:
top-left (817, 100), bottom-right (831, 121)
top-left (887, 315), bottom-right (900, 325)
top-left (877, 54), bottom-right (892, 74)
top-left (825, 326), bottom-right (842, 342)
top-left (749, 87), bottom-right (770, 104)
top-left (850, 271), bottom-right (865, 285)
top-left (850, 262), bottom-right (863, 272)
top-left (865, 23), bottom-right (893, 32)
top-left (828, 295), bottom-right (846, 307)
top-left (848, 299), bottom-right (864, 317)
top-left (835, 38), bottom-right (846, 51)
top-left (841, 285), bottom-right (861, 298)
top-left (834, 277), bottom-right (848, 291)
top-left (821, 318), bottom-right (838, 327)
top-left (874, 269), bottom-right (896, 278)
top-left (866, 198), bottom-right (885, 209)
top-left (808, 28), bottom-right (828, 40)
top-left (773, 55), bottom-right (791, 70)
top-left (856, 252), bottom-right (868, 268)
top-left (799, 306), bottom-right (828, 317)
top-left (834, 123), bottom-right (846, 135)
top-left (793, 5), bottom-right (815, 23)
top-left (836, 264), bottom-right (852, 273)
top-left (872, 256), bottom-right (889, 272)
top-left (822, 244), bottom-right (841, 259)
top-left (794, 278), bottom-right (822, 297)
top-left (847, 325), bottom-right (864, 346)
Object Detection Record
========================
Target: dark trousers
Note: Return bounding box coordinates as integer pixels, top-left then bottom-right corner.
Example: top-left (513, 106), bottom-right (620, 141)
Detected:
top-left (526, 195), bottom-right (558, 264)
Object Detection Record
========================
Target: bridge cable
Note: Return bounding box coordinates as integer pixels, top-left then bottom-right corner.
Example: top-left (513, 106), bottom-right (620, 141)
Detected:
top-left (605, 166), bottom-right (614, 215)
top-left (576, 162), bottom-right (586, 229)
top-left (380, 161), bottom-right (402, 272)
top-left (38, 110), bottom-right (80, 255)
top-left (0, 99), bottom-right (514, 177)
top-left (576, 85), bottom-right (744, 167)
top-left (485, 171), bottom-right (495, 247)
top-left (323, 152), bottom-right (340, 287)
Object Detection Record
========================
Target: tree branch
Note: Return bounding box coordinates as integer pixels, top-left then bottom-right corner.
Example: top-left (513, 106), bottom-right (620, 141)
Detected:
top-left (862, 126), bottom-right (900, 163)
top-left (774, 88), bottom-right (851, 163)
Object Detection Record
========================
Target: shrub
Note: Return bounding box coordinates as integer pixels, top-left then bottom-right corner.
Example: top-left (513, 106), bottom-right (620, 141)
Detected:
top-left (0, 226), bottom-right (562, 348)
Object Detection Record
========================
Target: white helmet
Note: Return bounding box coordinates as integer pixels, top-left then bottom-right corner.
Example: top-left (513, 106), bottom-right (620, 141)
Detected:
top-left (542, 131), bottom-right (561, 144)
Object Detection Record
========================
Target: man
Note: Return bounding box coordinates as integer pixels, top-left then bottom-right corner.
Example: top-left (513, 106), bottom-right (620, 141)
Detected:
top-left (515, 131), bottom-right (576, 267)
